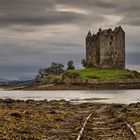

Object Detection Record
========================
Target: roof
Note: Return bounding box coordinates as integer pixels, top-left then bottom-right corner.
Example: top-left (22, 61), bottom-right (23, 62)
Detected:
top-left (114, 26), bottom-right (124, 32)
top-left (87, 30), bottom-right (92, 37)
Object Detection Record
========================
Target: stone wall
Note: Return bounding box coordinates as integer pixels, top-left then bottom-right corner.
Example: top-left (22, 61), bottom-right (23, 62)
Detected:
top-left (115, 28), bottom-right (125, 68)
top-left (85, 26), bottom-right (125, 69)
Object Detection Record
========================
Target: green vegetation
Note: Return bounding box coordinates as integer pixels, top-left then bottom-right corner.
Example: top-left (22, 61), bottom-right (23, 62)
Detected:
top-left (81, 59), bottom-right (86, 68)
top-left (67, 60), bottom-right (75, 70)
top-left (65, 68), bottom-right (140, 80)
top-left (36, 62), bottom-right (65, 85)
top-left (37, 62), bottom-right (64, 78)
top-left (36, 75), bottom-right (61, 85)
top-left (36, 61), bottom-right (140, 85)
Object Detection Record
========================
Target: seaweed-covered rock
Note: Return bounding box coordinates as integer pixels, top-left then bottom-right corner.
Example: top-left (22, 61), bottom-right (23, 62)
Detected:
top-left (4, 98), bottom-right (15, 103)
top-left (10, 112), bottom-right (22, 118)
top-left (26, 99), bottom-right (35, 103)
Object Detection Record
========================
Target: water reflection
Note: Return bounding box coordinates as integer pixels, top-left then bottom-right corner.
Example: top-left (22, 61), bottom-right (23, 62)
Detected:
top-left (0, 89), bottom-right (140, 104)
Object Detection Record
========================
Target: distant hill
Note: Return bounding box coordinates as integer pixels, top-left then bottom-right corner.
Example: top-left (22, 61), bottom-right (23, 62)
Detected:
top-left (0, 78), bottom-right (9, 83)
top-left (7, 79), bottom-right (35, 86)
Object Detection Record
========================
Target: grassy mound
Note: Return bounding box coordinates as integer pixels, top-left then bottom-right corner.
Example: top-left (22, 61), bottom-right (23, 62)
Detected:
top-left (66, 68), bottom-right (140, 80)
top-left (36, 68), bottom-right (140, 85)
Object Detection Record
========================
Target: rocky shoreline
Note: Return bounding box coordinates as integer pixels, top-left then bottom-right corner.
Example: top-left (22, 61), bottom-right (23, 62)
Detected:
top-left (20, 81), bottom-right (140, 90)
top-left (0, 99), bottom-right (140, 139)
top-left (0, 80), bottom-right (140, 90)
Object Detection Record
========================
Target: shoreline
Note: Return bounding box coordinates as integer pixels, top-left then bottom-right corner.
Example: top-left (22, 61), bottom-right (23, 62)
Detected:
top-left (18, 81), bottom-right (140, 90)
top-left (0, 76), bottom-right (140, 90)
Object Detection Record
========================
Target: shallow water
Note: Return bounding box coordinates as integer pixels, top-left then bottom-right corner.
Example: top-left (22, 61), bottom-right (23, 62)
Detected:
top-left (0, 89), bottom-right (140, 104)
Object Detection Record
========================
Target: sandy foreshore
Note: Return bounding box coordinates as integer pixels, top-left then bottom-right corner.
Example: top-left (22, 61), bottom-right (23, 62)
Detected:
top-left (0, 99), bottom-right (140, 139)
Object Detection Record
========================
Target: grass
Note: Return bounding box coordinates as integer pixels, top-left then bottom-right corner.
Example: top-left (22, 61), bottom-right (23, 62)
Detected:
top-left (66, 68), bottom-right (139, 80)
top-left (37, 75), bottom-right (61, 85)
top-left (37, 68), bottom-right (140, 85)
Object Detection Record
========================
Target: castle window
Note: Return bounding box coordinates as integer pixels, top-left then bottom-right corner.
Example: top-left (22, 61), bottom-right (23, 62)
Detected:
top-left (109, 41), bottom-right (112, 46)
top-left (111, 36), bottom-right (113, 41)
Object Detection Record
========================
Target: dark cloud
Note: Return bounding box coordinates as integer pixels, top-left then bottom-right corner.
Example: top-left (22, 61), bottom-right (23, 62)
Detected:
top-left (0, 11), bottom-right (86, 27)
top-left (0, 0), bottom-right (119, 27)
top-left (0, 0), bottom-right (140, 79)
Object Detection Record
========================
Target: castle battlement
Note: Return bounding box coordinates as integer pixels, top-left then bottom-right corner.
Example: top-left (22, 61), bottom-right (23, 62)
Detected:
top-left (85, 26), bottom-right (125, 68)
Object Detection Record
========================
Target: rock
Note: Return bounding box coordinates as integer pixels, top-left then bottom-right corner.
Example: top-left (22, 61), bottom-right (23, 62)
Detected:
top-left (23, 111), bottom-right (31, 116)
top-left (55, 117), bottom-right (64, 122)
top-left (135, 102), bottom-right (140, 108)
top-left (42, 99), bottom-right (48, 103)
top-left (134, 122), bottom-right (140, 139)
top-left (42, 136), bottom-right (47, 140)
top-left (50, 110), bottom-right (56, 114)
top-left (134, 122), bottom-right (140, 133)
top-left (4, 98), bottom-right (15, 103)
top-left (26, 99), bottom-right (35, 103)
top-left (49, 100), bottom-right (59, 105)
top-left (16, 100), bottom-right (24, 103)
top-left (0, 99), bottom-right (3, 103)
top-left (10, 112), bottom-right (22, 118)
top-left (59, 99), bottom-right (66, 102)
top-left (58, 99), bottom-right (69, 105)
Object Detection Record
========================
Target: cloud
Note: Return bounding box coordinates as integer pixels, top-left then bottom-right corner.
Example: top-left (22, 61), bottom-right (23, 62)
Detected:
top-left (0, 0), bottom-right (140, 79)
top-left (0, 0), bottom-right (121, 28)
top-left (120, 16), bottom-right (140, 26)
top-left (0, 10), bottom-right (86, 27)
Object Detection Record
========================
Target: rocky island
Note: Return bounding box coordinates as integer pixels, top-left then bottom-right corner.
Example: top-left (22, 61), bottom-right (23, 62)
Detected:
top-left (1, 27), bottom-right (139, 90)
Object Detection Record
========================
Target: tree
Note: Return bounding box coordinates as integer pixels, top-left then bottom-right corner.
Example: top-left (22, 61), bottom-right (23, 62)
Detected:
top-left (38, 68), bottom-right (46, 78)
top-left (49, 62), bottom-right (64, 75)
top-left (81, 59), bottom-right (86, 68)
top-left (38, 62), bottom-right (65, 78)
top-left (67, 60), bottom-right (75, 70)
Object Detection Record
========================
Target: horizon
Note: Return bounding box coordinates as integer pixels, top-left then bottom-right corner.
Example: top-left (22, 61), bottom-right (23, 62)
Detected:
top-left (0, 0), bottom-right (140, 80)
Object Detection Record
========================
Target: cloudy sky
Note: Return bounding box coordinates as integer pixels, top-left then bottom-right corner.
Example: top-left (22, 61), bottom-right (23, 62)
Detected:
top-left (0, 0), bottom-right (140, 80)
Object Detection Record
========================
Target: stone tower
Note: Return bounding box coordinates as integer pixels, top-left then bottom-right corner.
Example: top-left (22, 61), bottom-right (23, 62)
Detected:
top-left (85, 26), bottom-right (125, 68)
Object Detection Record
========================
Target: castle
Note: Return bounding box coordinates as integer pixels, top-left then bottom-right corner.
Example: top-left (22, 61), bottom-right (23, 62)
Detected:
top-left (85, 26), bottom-right (125, 68)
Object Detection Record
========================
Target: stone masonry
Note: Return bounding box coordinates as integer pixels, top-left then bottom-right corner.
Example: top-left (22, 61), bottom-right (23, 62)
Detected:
top-left (86, 26), bottom-right (125, 68)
